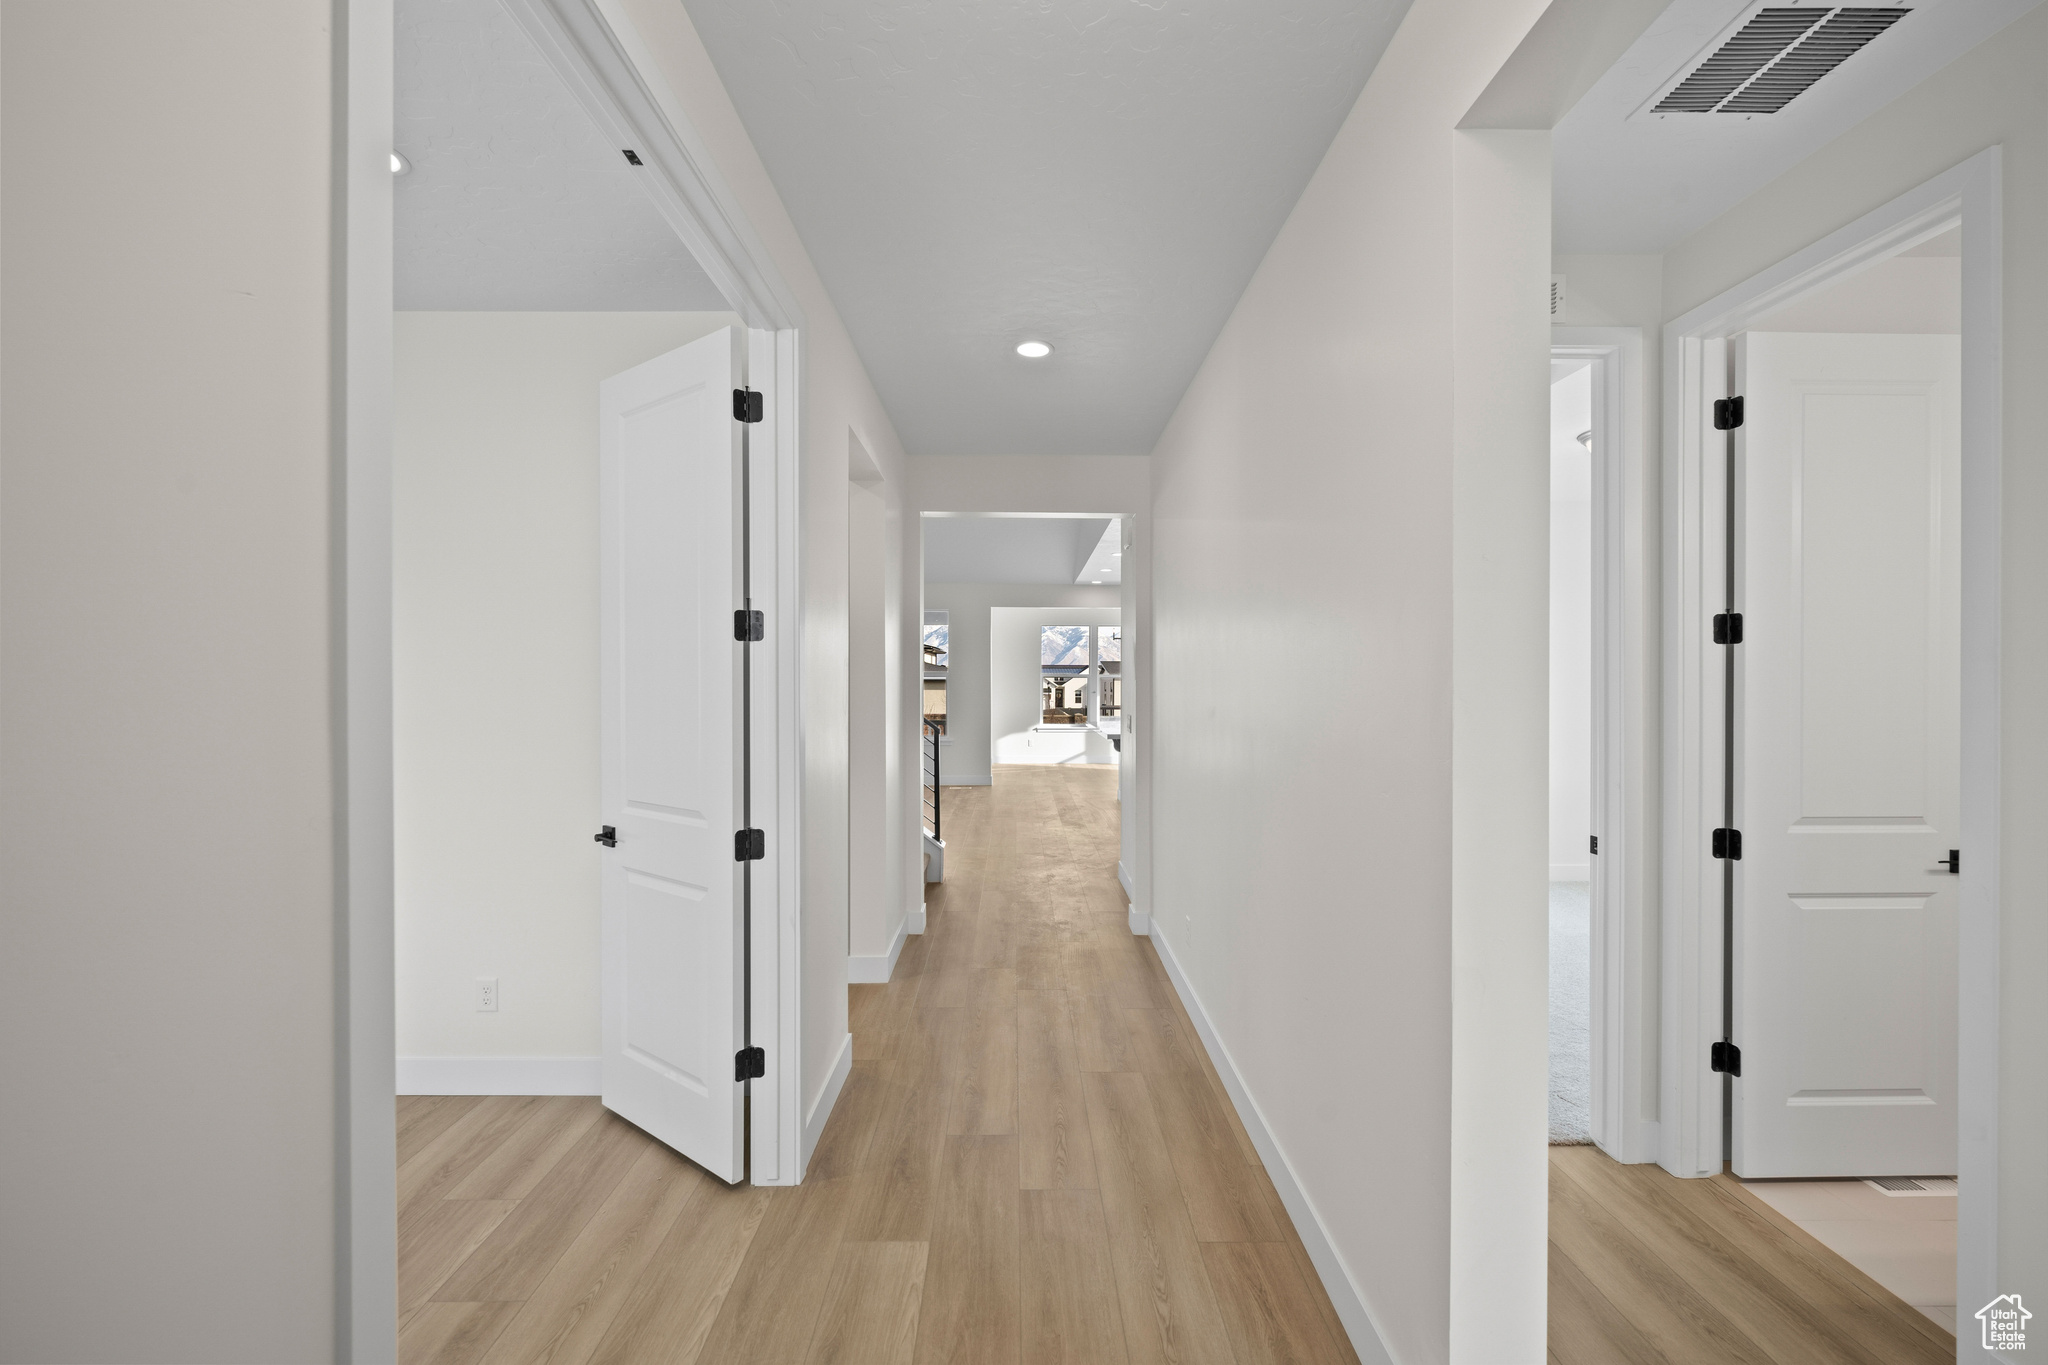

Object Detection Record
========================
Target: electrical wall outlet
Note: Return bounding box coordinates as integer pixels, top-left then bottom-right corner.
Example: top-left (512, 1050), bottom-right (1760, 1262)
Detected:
top-left (476, 977), bottom-right (498, 1012)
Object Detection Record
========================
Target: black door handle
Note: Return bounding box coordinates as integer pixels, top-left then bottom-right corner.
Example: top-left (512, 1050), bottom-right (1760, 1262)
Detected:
top-left (1937, 849), bottom-right (1959, 874)
top-left (595, 826), bottom-right (617, 848)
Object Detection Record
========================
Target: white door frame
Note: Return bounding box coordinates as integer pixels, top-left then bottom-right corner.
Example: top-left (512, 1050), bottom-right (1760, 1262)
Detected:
top-left (1552, 328), bottom-right (1657, 1165)
top-left (1659, 150), bottom-right (2000, 1309)
top-left (339, 0), bottom-right (813, 1348)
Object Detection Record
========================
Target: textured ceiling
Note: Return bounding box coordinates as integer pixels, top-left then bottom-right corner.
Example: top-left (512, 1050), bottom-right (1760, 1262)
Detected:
top-left (924, 517), bottom-right (1118, 584)
top-left (1554, 0), bottom-right (2043, 253)
top-left (681, 0), bottom-right (1412, 455)
top-left (394, 0), bottom-right (728, 310)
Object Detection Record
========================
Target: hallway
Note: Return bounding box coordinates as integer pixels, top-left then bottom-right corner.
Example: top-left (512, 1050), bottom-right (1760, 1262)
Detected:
top-left (396, 764), bottom-right (1359, 1364)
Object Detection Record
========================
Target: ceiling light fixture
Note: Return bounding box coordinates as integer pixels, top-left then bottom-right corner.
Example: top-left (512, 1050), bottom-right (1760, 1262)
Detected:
top-left (1015, 341), bottom-right (1051, 359)
top-left (390, 151), bottom-right (410, 175)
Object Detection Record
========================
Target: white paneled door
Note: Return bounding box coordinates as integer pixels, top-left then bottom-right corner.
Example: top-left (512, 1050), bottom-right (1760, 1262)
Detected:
top-left (1733, 331), bottom-right (1961, 1178)
top-left (598, 327), bottom-right (747, 1183)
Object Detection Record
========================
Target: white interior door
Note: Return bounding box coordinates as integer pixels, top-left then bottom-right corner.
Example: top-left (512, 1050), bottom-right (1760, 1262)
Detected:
top-left (1733, 330), bottom-right (1961, 1178)
top-left (599, 326), bottom-right (746, 1183)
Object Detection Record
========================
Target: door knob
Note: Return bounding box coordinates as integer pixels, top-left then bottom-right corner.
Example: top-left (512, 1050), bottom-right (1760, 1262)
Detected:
top-left (1936, 849), bottom-right (1958, 874)
top-left (595, 826), bottom-right (617, 848)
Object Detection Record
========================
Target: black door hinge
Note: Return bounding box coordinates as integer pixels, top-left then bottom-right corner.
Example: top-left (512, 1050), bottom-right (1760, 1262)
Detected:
top-left (734, 609), bottom-right (765, 642)
top-left (1713, 612), bottom-right (1744, 644)
top-left (621, 149), bottom-right (643, 166)
top-left (1711, 1040), bottom-right (1742, 1076)
top-left (733, 388), bottom-right (764, 423)
top-left (735, 828), bottom-right (765, 861)
top-left (1590, 835), bottom-right (1599, 856)
top-left (1712, 827), bottom-right (1742, 860)
top-left (735, 1046), bottom-right (766, 1081)
top-left (1713, 396), bottom-right (1745, 430)
top-left (594, 825), bottom-right (617, 847)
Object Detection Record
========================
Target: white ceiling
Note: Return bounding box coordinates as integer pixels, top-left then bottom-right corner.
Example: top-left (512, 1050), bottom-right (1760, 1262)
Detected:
top-left (394, 0), bottom-right (729, 310)
top-left (1554, 0), bottom-right (2042, 253)
top-left (924, 517), bottom-right (1119, 585)
top-left (679, 0), bottom-right (1412, 455)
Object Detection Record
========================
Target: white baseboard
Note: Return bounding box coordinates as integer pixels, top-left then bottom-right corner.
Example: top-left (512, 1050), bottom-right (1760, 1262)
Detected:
top-left (801, 1031), bottom-right (854, 1177)
top-left (1147, 925), bottom-right (1394, 1365)
top-left (1550, 864), bottom-right (1591, 883)
top-left (397, 1055), bottom-right (601, 1096)
top-left (1127, 908), bottom-right (1150, 936)
top-left (908, 902), bottom-right (927, 934)
top-left (848, 917), bottom-right (910, 984)
top-left (941, 774), bottom-right (992, 786)
top-left (1117, 860), bottom-right (1135, 903)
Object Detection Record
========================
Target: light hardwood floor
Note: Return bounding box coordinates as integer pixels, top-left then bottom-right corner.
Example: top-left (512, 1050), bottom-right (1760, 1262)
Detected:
top-left (397, 761), bottom-right (1951, 1364)
top-left (1550, 1145), bottom-right (1957, 1363)
top-left (397, 763), bottom-right (1359, 1365)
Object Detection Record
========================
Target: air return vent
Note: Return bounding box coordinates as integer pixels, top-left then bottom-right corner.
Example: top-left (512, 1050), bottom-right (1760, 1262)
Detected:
top-left (1865, 1176), bottom-right (1959, 1196)
top-left (1651, 6), bottom-right (1908, 115)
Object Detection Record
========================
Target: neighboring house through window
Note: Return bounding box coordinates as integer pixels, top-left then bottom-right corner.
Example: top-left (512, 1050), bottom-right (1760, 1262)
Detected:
top-left (923, 612), bottom-right (948, 735)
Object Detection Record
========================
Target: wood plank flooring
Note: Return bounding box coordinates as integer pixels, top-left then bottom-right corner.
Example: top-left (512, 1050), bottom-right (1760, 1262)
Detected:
top-left (397, 761), bottom-right (1951, 1363)
top-left (1549, 1145), bottom-right (1957, 1363)
top-left (397, 764), bottom-right (1357, 1365)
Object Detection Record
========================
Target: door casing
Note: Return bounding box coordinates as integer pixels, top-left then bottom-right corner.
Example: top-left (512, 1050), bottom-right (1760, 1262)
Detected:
top-left (1659, 151), bottom-right (2002, 1317)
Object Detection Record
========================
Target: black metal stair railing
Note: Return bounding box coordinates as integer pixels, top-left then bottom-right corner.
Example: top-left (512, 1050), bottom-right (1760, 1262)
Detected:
top-left (921, 718), bottom-right (941, 843)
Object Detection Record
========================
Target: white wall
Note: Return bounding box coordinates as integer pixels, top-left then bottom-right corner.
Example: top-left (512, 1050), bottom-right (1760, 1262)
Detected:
top-left (0, 4), bottom-right (347, 1358)
top-left (991, 607), bottom-right (1123, 766)
top-left (1550, 365), bottom-right (1593, 881)
top-left (921, 584), bottom-right (1120, 785)
top-left (1143, 0), bottom-right (1552, 1355)
top-left (392, 311), bottom-right (737, 1068)
top-left (1754, 253), bottom-right (1962, 333)
top-left (847, 479), bottom-right (896, 968)
top-left (1660, 6), bottom-right (2048, 1320)
top-left (605, 0), bottom-right (915, 1149)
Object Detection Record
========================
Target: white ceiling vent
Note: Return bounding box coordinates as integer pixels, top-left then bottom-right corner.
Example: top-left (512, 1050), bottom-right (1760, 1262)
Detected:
top-left (1642, 5), bottom-right (1909, 117)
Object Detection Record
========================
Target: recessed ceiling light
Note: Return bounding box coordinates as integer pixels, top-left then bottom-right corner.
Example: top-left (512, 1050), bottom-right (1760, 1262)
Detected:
top-left (390, 151), bottom-right (410, 175)
top-left (1015, 341), bottom-right (1051, 359)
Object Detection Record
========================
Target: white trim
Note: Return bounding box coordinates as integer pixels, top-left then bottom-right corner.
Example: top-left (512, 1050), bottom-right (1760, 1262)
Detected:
top-left (1126, 909), bottom-right (1150, 936)
top-left (339, 1), bottom-right (397, 1357)
top-left (397, 1056), bottom-right (603, 1096)
top-left (908, 902), bottom-right (928, 935)
top-left (1117, 860), bottom-right (1135, 903)
top-left (1553, 326), bottom-right (1656, 1167)
top-left (1149, 924), bottom-right (1394, 1365)
top-left (942, 775), bottom-right (994, 787)
top-left (801, 1032), bottom-right (854, 1175)
top-left (1658, 153), bottom-right (2000, 1329)
top-left (848, 917), bottom-right (910, 984)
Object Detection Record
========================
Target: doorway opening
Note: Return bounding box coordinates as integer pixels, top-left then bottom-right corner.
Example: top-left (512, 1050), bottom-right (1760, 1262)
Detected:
top-left (1660, 151), bottom-right (2000, 1337)
top-left (1547, 357), bottom-right (1595, 1149)
top-left (908, 511), bottom-right (1131, 929)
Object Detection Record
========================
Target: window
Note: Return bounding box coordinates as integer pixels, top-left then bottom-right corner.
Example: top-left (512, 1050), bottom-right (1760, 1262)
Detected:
top-left (923, 611), bottom-right (948, 735)
top-left (1041, 624), bottom-right (1091, 725)
top-left (1096, 627), bottom-right (1121, 722)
